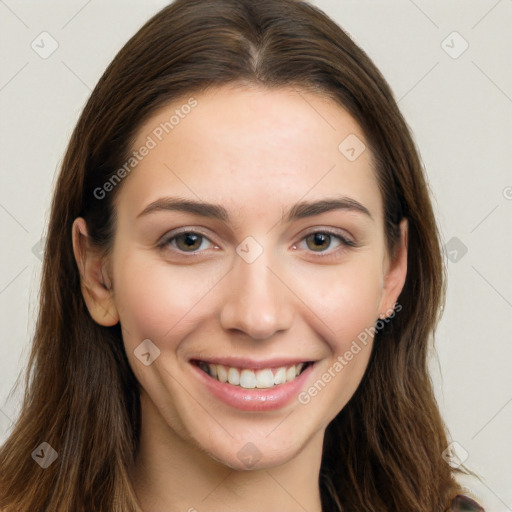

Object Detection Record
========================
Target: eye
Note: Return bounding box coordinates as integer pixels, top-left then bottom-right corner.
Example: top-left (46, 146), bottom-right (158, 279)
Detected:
top-left (158, 230), bottom-right (216, 253)
top-left (158, 228), bottom-right (356, 258)
top-left (294, 229), bottom-right (357, 256)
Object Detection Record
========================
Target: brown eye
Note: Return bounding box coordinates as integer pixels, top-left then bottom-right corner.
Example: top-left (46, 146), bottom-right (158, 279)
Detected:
top-left (295, 230), bottom-right (357, 259)
top-left (159, 230), bottom-right (215, 254)
top-left (305, 232), bottom-right (334, 252)
top-left (174, 232), bottom-right (204, 252)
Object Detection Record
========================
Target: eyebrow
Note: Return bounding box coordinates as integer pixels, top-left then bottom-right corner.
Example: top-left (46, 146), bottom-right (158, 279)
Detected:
top-left (137, 196), bottom-right (373, 222)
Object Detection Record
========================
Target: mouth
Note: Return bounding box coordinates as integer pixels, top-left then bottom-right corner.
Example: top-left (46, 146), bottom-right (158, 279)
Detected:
top-left (191, 359), bottom-right (314, 390)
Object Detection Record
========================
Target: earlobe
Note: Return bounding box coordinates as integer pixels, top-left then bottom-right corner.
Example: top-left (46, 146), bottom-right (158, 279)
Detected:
top-left (378, 218), bottom-right (408, 318)
top-left (71, 217), bottom-right (119, 327)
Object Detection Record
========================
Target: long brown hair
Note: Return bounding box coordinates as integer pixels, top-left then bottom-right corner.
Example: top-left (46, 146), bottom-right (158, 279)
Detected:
top-left (0, 0), bottom-right (467, 510)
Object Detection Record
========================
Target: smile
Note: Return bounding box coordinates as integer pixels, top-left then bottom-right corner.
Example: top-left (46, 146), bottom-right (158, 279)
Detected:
top-left (194, 360), bottom-right (312, 389)
top-left (189, 357), bottom-right (317, 411)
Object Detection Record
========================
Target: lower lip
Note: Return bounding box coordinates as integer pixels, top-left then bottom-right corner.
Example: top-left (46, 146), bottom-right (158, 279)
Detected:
top-left (190, 361), bottom-right (315, 412)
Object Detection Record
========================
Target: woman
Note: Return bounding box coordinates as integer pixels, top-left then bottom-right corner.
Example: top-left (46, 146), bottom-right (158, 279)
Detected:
top-left (0, 0), bottom-right (485, 510)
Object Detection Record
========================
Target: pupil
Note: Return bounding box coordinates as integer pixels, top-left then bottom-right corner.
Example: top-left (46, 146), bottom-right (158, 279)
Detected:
top-left (309, 233), bottom-right (329, 251)
top-left (179, 233), bottom-right (200, 251)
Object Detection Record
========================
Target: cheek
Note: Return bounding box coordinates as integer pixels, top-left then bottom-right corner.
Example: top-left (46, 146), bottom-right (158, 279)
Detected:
top-left (293, 262), bottom-right (381, 420)
top-left (292, 256), bottom-right (383, 352)
top-left (112, 253), bottom-right (221, 349)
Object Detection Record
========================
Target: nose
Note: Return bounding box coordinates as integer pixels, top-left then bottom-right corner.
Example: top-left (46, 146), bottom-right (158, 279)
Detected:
top-left (219, 247), bottom-right (294, 340)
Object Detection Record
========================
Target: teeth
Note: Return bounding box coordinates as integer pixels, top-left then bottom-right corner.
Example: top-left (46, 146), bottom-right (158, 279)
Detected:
top-left (228, 367), bottom-right (240, 386)
top-left (199, 361), bottom-right (309, 389)
top-left (256, 369), bottom-right (274, 389)
top-left (286, 365), bottom-right (296, 382)
top-left (217, 364), bottom-right (228, 383)
top-left (273, 367), bottom-right (286, 385)
top-left (240, 369), bottom-right (256, 389)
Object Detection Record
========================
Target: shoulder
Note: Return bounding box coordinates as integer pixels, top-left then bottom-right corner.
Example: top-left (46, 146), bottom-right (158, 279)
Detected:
top-left (447, 494), bottom-right (485, 511)
top-left (453, 471), bottom-right (501, 511)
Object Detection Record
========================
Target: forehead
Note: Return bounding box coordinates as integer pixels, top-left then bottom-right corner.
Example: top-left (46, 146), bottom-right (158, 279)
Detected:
top-left (117, 85), bottom-right (383, 225)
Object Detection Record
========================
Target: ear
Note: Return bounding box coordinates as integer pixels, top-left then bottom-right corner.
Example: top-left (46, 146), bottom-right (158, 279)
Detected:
top-left (71, 217), bottom-right (119, 326)
top-left (377, 218), bottom-right (408, 318)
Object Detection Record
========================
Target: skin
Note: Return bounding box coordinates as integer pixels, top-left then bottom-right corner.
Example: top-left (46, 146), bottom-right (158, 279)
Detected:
top-left (72, 84), bottom-right (408, 512)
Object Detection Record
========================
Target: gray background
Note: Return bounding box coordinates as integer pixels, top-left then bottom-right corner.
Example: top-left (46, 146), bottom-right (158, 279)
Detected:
top-left (0, 0), bottom-right (511, 509)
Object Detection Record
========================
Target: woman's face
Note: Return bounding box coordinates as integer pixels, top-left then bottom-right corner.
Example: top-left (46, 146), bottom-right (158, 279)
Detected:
top-left (77, 84), bottom-right (407, 470)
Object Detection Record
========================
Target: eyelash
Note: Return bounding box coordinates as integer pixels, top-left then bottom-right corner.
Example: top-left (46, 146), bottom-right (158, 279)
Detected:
top-left (158, 227), bottom-right (358, 261)
top-left (295, 229), bottom-right (358, 260)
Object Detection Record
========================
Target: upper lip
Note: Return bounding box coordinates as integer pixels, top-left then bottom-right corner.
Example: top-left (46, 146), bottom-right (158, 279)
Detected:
top-left (191, 356), bottom-right (314, 369)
